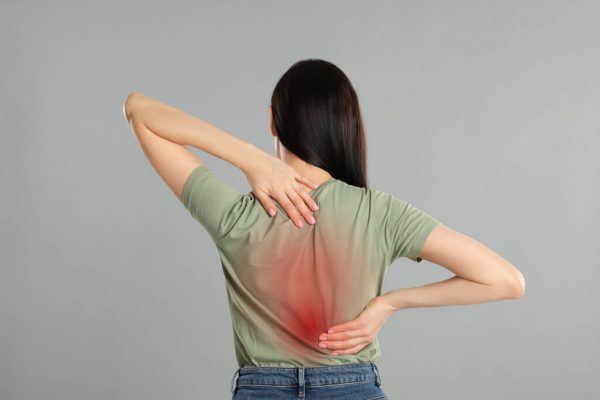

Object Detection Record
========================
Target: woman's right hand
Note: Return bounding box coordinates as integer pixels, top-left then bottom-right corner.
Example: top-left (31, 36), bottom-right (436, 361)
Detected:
top-left (318, 296), bottom-right (396, 355)
top-left (242, 150), bottom-right (321, 228)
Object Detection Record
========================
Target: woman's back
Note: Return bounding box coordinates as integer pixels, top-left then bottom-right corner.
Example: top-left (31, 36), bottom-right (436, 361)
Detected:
top-left (183, 164), bottom-right (440, 368)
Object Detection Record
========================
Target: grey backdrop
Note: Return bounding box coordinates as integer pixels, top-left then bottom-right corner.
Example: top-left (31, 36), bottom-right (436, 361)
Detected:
top-left (2, 1), bottom-right (599, 399)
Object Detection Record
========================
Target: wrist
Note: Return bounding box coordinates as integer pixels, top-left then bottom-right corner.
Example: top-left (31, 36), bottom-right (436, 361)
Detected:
top-left (379, 291), bottom-right (406, 312)
top-left (375, 294), bottom-right (400, 315)
top-left (229, 140), bottom-right (266, 173)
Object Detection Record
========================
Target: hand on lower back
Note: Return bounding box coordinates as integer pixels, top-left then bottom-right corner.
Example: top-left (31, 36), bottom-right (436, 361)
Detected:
top-left (318, 296), bottom-right (396, 355)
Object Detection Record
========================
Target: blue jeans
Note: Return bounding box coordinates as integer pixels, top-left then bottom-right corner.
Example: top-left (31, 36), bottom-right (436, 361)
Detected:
top-left (230, 361), bottom-right (388, 399)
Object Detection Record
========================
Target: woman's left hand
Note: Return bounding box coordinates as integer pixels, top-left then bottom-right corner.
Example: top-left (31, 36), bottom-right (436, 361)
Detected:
top-left (318, 296), bottom-right (395, 355)
top-left (243, 151), bottom-right (321, 228)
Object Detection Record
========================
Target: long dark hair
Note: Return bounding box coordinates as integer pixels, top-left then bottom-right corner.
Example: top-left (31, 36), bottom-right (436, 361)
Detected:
top-left (270, 59), bottom-right (368, 188)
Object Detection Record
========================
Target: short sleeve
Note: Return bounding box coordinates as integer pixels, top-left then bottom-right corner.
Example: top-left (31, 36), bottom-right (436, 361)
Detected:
top-left (382, 193), bottom-right (441, 264)
top-left (182, 165), bottom-right (244, 243)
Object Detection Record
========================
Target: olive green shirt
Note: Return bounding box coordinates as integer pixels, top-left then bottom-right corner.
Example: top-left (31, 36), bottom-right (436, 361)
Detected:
top-left (182, 165), bottom-right (440, 367)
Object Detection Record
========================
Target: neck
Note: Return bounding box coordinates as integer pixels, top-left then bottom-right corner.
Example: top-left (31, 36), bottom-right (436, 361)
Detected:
top-left (282, 152), bottom-right (333, 187)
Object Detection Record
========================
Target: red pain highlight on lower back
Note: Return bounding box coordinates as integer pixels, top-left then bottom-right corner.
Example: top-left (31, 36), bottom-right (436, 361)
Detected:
top-left (262, 239), bottom-right (357, 359)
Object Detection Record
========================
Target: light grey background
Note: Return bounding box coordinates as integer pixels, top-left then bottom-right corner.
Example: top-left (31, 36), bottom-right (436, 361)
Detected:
top-left (2, 1), bottom-right (599, 399)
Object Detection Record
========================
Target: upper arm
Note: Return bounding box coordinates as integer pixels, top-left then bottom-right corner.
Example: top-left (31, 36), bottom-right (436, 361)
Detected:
top-left (124, 92), bottom-right (204, 202)
top-left (123, 93), bottom-right (246, 242)
top-left (418, 224), bottom-right (525, 293)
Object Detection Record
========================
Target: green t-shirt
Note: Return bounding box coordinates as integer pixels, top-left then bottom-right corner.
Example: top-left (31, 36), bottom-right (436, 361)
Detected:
top-left (183, 165), bottom-right (440, 368)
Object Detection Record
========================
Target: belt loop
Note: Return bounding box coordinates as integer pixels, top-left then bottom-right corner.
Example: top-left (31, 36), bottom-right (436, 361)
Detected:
top-left (371, 362), bottom-right (382, 387)
top-left (230, 368), bottom-right (240, 395)
top-left (297, 366), bottom-right (305, 398)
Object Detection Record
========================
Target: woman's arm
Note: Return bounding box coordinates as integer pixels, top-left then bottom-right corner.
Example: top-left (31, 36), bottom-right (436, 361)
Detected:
top-left (317, 224), bottom-right (525, 355)
top-left (123, 91), bottom-right (320, 227)
top-left (124, 92), bottom-right (260, 175)
top-left (381, 223), bottom-right (525, 310)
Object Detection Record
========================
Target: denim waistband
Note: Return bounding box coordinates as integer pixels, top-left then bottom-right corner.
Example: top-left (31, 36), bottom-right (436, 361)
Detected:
top-left (230, 362), bottom-right (382, 397)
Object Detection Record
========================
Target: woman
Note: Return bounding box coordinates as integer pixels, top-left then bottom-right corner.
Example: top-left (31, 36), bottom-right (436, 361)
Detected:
top-left (123, 59), bottom-right (525, 400)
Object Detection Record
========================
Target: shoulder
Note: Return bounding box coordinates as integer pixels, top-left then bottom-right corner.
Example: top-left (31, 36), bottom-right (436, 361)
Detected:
top-left (333, 179), bottom-right (407, 209)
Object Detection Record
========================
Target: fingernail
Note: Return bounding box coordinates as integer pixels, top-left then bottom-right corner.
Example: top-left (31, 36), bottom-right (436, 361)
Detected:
top-left (319, 335), bottom-right (326, 340)
top-left (332, 352), bottom-right (339, 355)
top-left (297, 220), bottom-right (304, 228)
top-left (309, 216), bottom-right (316, 224)
top-left (319, 342), bottom-right (327, 348)
top-left (268, 207), bottom-right (275, 216)
top-left (328, 329), bottom-right (334, 334)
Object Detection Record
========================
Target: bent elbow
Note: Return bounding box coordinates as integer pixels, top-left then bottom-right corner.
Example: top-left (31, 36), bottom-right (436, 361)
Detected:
top-left (506, 269), bottom-right (526, 299)
top-left (123, 91), bottom-right (144, 122)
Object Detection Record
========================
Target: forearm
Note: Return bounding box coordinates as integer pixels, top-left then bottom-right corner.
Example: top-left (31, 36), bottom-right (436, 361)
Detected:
top-left (381, 274), bottom-right (519, 312)
top-left (124, 92), bottom-right (263, 172)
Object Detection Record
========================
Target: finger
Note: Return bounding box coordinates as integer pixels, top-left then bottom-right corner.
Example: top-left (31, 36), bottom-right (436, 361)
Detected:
top-left (319, 336), bottom-right (370, 351)
top-left (295, 175), bottom-right (319, 190)
top-left (285, 188), bottom-right (315, 226)
top-left (275, 193), bottom-right (303, 228)
top-left (319, 329), bottom-right (364, 342)
top-left (331, 343), bottom-right (368, 356)
top-left (326, 319), bottom-right (361, 334)
top-left (297, 188), bottom-right (320, 212)
top-left (253, 191), bottom-right (278, 217)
